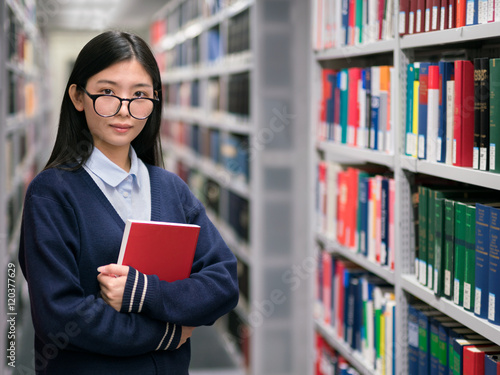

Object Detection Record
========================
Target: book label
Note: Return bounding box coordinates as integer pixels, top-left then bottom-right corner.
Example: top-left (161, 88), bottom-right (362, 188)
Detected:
top-left (454, 279), bottom-right (460, 304)
top-left (489, 293), bottom-right (496, 321)
top-left (480, 148), bottom-right (487, 170)
top-left (491, 144), bottom-right (496, 170)
top-left (464, 283), bottom-right (472, 309)
top-left (475, 288), bottom-right (482, 314)
top-left (445, 270), bottom-right (451, 295)
top-left (474, 148), bottom-right (479, 169)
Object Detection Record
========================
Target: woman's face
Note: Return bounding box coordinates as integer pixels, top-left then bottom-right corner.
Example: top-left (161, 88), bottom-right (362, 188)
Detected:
top-left (71, 59), bottom-right (155, 156)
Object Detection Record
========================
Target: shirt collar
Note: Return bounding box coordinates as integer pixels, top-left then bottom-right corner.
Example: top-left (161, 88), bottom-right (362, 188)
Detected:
top-left (85, 147), bottom-right (140, 188)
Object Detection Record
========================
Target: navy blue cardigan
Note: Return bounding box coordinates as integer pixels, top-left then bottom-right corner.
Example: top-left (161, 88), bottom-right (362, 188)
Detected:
top-left (19, 165), bottom-right (239, 374)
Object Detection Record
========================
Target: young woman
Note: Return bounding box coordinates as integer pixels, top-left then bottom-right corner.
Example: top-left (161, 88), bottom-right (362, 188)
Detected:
top-left (19, 31), bottom-right (239, 374)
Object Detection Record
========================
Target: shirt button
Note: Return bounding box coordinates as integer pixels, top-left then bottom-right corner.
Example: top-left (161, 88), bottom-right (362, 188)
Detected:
top-left (123, 192), bottom-right (129, 198)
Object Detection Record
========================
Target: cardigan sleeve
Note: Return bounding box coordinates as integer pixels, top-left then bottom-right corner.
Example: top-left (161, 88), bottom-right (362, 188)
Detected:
top-left (19, 191), bottom-right (182, 357)
top-left (120, 176), bottom-right (239, 326)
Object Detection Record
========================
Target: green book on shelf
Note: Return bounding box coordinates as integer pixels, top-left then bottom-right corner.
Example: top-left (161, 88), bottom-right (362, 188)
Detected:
top-left (428, 189), bottom-right (439, 291)
top-left (463, 204), bottom-right (476, 312)
top-left (444, 199), bottom-right (456, 300)
top-left (453, 201), bottom-right (468, 307)
top-left (419, 186), bottom-right (429, 285)
top-left (489, 59), bottom-right (500, 173)
top-left (340, 69), bottom-right (349, 144)
top-left (434, 196), bottom-right (446, 296)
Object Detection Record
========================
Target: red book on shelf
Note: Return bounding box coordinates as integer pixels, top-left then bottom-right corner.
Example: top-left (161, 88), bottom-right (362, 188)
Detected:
top-left (453, 60), bottom-right (475, 167)
top-left (400, 0), bottom-right (410, 35)
top-left (349, 0), bottom-right (357, 44)
top-left (337, 170), bottom-right (348, 246)
top-left (416, 0), bottom-right (427, 32)
top-left (321, 69), bottom-right (336, 141)
top-left (322, 252), bottom-right (333, 325)
top-left (345, 167), bottom-right (360, 249)
top-left (334, 259), bottom-right (346, 339)
top-left (347, 68), bottom-right (362, 146)
top-left (456, 0), bottom-right (467, 26)
top-left (448, 0), bottom-right (457, 28)
top-left (117, 220), bottom-right (200, 282)
top-left (463, 346), bottom-right (500, 375)
top-left (431, 0), bottom-right (441, 29)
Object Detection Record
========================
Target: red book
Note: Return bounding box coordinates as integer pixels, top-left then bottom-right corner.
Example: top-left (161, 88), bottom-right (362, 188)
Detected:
top-left (448, 0), bottom-right (457, 28)
top-left (334, 260), bottom-right (346, 338)
top-left (322, 252), bottom-right (333, 325)
top-left (453, 60), bottom-right (475, 167)
top-left (463, 346), bottom-right (500, 375)
top-left (400, 0), bottom-right (410, 35)
top-left (347, 68), bottom-right (362, 146)
top-left (416, 0), bottom-right (427, 32)
top-left (321, 69), bottom-right (336, 141)
top-left (345, 167), bottom-right (360, 249)
top-left (118, 220), bottom-right (200, 282)
top-left (337, 170), bottom-right (348, 246)
top-left (378, 0), bottom-right (386, 39)
top-left (431, 0), bottom-right (441, 29)
top-left (349, 0), bottom-right (357, 44)
top-left (456, 0), bottom-right (467, 26)
top-left (410, 0), bottom-right (419, 33)
top-left (440, 0), bottom-right (449, 29)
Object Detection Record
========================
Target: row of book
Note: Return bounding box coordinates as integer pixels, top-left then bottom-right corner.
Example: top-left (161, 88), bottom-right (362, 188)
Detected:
top-left (408, 303), bottom-right (500, 375)
top-left (164, 73), bottom-right (249, 117)
top-left (162, 120), bottom-right (250, 182)
top-left (415, 184), bottom-right (500, 325)
top-left (318, 66), bottom-right (395, 154)
top-left (317, 162), bottom-right (395, 269)
top-left (315, 333), bottom-right (361, 375)
top-left (227, 8), bottom-right (250, 55)
top-left (312, 0), bottom-right (395, 51)
top-left (405, 58), bottom-right (500, 172)
top-left (315, 253), bottom-right (396, 374)
top-left (399, 0), bottom-right (500, 36)
top-left (177, 163), bottom-right (250, 243)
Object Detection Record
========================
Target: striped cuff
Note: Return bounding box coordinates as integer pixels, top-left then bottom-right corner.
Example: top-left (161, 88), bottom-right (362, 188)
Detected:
top-left (155, 322), bottom-right (182, 351)
top-left (121, 267), bottom-right (150, 314)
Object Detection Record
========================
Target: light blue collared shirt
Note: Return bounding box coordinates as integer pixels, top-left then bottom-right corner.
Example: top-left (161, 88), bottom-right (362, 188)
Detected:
top-left (83, 147), bottom-right (151, 223)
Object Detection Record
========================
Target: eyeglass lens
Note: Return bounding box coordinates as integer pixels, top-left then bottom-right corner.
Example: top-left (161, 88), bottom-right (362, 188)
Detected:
top-left (95, 96), bottom-right (154, 119)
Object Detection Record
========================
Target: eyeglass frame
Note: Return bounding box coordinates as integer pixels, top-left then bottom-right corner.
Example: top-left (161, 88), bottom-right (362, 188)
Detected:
top-left (79, 86), bottom-right (159, 120)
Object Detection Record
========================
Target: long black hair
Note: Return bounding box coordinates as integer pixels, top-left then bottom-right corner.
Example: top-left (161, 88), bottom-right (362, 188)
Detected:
top-left (45, 31), bottom-right (163, 170)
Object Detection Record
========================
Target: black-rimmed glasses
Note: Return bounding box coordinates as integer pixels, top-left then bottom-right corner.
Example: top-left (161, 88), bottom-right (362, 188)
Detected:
top-left (79, 86), bottom-right (159, 120)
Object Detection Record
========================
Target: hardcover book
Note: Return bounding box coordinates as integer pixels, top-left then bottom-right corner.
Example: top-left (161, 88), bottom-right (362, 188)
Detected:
top-left (117, 220), bottom-right (200, 282)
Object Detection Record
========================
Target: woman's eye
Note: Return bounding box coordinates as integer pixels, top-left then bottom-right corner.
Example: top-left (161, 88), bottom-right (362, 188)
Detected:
top-left (102, 89), bottom-right (113, 95)
top-left (134, 91), bottom-right (147, 98)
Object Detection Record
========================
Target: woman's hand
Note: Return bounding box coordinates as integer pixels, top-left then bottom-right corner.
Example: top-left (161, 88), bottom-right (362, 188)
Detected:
top-left (177, 326), bottom-right (195, 349)
top-left (97, 264), bottom-right (130, 312)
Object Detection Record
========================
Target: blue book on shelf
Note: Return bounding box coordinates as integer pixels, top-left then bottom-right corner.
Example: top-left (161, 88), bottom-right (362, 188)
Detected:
top-left (488, 206), bottom-right (500, 325)
top-left (358, 175), bottom-right (370, 256)
top-left (370, 67), bottom-right (380, 151)
top-left (408, 305), bottom-right (420, 375)
top-left (327, 72), bottom-right (337, 141)
top-left (364, 68), bottom-right (372, 149)
top-left (418, 62), bottom-right (431, 160)
top-left (430, 316), bottom-right (442, 375)
top-left (475, 203), bottom-right (491, 319)
top-left (485, 354), bottom-right (500, 374)
top-left (207, 28), bottom-right (221, 62)
top-left (209, 130), bottom-right (220, 164)
top-left (341, 0), bottom-right (349, 45)
top-left (437, 61), bottom-right (454, 163)
top-left (406, 63), bottom-right (415, 156)
top-left (466, 0), bottom-right (479, 25)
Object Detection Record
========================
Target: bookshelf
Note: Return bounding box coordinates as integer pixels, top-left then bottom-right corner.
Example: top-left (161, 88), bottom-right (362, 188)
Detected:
top-left (151, 0), bottom-right (311, 374)
top-left (0, 0), bottom-right (50, 372)
top-left (312, 0), bottom-right (500, 374)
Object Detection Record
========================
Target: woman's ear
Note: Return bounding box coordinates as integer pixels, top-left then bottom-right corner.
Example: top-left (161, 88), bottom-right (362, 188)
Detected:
top-left (68, 84), bottom-right (85, 112)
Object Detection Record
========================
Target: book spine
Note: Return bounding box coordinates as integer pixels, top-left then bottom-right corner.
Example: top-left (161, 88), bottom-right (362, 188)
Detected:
top-left (371, 66), bottom-right (381, 150)
top-left (479, 57), bottom-right (490, 171)
top-left (463, 205), bottom-right (476, 312)
top-left (475, 203), bottom-right (490, 318)
top-left (380, 178), bottom-right (389, 266)
top-left (453, 60), bottom-right (475, 167)
top-left (430, 317), bottom-right (441, 375)
top-left (490, 59), bottom-right (500, 173)
top-left (348, 68), bottom-right (361, 146)
top-left (379, 66), bottom-right (391, 152)
top-left (428, 65), bottom-right (440, 163)
top-left (419, 186), bottom-right (429, 285)
top-left (466, 0), bottom-right (479, 24)
top-left (457, 0), bottom-right (467, 25)
top-left (453, 201), bottom-right (467, 306)
top-left (419, 311), bottom-right (431, 375)
top-left (434, 197), bottom-right (446, 296)
top-left (340, 70), bottom-right (349, 144)
top-left (441, 0), bottom-right (450, 28)
top-left (444, 199), bottom-right (456, 300)
top-left (488, 206), bottom-right (500, 324)
top-left (419, 63), bottom-right (430, 160)
top-left (474, 58), bottom-right (482, 169)
top-left (406, 64), bottom-right (417, 156)
top-left (414, 65), bottom-right (421, 158)
top-left (400, 0), bottom-right (410, 34)
top-left (446, 80), bottom-right (456, 164)
top-left (409, 305), bottom-right (421, 375)
top-left (428, 189), bottom-right (439, 291)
